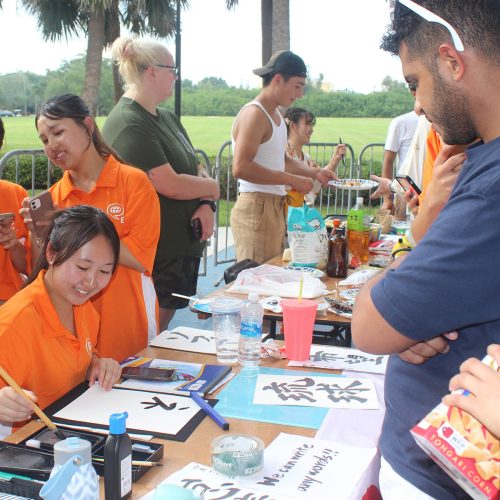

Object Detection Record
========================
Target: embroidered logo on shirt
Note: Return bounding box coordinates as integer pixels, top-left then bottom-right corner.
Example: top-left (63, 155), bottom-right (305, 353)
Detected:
top-left (85, 338), bottom-right (93, 357)
top-left (107, 203), bottom-right (125, 223)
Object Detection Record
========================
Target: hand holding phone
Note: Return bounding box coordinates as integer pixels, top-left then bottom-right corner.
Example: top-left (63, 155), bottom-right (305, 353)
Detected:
top-left (395, 175), bottom-right (422, 196)
top-left (0, 212), bottom-right (15, 227)
top-left (121, 366), bottom-right (176, 382)
top-left (28, 191), bottom-right (55, 237)
top-left (191, 218), bottom-right (202, 241)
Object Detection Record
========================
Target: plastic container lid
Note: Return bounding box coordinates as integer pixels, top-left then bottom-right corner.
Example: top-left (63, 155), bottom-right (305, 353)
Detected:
top-left (211, 296), bottom-right (243, 314)
top-left (109, 411), bottom-right (128, 434)
top-left (54, 437), bottom-right (91, 466)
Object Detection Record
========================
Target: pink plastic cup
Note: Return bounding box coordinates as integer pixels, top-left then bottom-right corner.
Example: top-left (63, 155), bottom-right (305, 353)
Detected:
top-left (281, 299), bottom-right (318, 361)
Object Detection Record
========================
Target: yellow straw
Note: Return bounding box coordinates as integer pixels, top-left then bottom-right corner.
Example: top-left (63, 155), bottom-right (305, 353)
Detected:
top-left (298, 271), bottom-right (304, 303)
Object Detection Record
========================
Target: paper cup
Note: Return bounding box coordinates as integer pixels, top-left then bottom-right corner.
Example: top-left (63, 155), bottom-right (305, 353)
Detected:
top-left (281, 299), bottom-right (318, 361)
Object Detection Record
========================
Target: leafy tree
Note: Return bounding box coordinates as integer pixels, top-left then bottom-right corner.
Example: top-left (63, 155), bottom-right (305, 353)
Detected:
top-left (20, 0), bottom-right (188, 114)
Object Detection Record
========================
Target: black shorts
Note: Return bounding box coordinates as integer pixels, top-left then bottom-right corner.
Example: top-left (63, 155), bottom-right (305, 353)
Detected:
top-left (153, 256), bottom-right (201, 310)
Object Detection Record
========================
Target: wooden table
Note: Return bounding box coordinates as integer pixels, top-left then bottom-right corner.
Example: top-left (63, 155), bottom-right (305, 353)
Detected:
top-left (192, 255), bottom-right (353, 346)
top-left (5, 347), bottom-right (341, 498)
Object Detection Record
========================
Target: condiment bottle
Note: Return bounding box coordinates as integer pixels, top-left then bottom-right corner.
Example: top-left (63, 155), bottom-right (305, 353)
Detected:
top-left (326, 227), bottom-right (348, 278)
top-left (104, 412), bottom-right (132, 499)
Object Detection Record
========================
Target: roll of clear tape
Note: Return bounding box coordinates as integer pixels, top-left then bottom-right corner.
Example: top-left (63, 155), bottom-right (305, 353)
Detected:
top-left (211, 434), bottom-right (264, 476)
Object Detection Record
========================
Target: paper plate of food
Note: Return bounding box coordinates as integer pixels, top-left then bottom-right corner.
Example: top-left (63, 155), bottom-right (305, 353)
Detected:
top-left (324, 297), bottom-right (354, 318)
top-left (328, 178), bottom-right (379, 191)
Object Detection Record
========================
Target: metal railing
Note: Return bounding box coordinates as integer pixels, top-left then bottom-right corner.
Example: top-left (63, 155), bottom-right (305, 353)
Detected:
top-left (0, 148), bottom-right (213, 276)
top-left (213, 141), bottom-right (360, 266)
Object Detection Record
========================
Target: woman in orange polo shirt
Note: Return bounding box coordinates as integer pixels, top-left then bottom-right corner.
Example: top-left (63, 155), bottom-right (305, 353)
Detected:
top-left (0, 205), bottom-right (122, 433)
top-left (0, 117), bottom-right (29, 304)
top-left (22, 94), bottom-right (161, 362)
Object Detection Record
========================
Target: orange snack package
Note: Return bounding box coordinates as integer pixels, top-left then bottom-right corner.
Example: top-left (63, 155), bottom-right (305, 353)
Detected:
top-left (411, 354), bottom-right (500, 500)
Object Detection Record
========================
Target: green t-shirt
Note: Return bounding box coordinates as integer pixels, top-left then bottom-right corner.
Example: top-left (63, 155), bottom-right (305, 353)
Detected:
top-left (102, 97), bottom-right (204, 258)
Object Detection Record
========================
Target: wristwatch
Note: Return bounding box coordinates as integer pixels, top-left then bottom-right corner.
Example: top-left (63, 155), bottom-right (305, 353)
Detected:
top-left (198, 200), bottom-right (216, 212)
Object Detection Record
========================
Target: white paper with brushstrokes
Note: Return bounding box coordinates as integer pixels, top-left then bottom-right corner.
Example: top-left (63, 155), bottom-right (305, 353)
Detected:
top-left (253, 373), bottom-right (379, 409)
top-left (53, 384), bottom-right (200, 435)
top-left (150, 326), bottom-right (216, 354)
top-left (141, 434), bottom-right (377, 499)
top-left (288, 345), bottom-right (388, 374)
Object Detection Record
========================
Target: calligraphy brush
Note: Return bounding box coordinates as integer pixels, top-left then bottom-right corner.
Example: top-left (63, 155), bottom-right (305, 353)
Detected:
top-left (0, 365), bottom-right (66, 440)
top-left (93, 458), bottom-right (162, 467)
top-left (339, 137), bottom-right (346, 167)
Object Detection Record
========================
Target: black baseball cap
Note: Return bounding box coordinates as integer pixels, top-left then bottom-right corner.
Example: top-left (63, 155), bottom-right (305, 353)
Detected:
top-left (253, 50), bottom-right (307, 78)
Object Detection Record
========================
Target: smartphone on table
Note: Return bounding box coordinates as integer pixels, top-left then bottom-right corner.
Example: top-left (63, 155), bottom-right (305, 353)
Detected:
top-left (0, 212), bottom-right (15, 226)
top-left (28, 191), bottom-right (55, 237)
top-left (121, 366), bottom-right (176, 382)
top-left (395, 175), bottom-right (422, 196)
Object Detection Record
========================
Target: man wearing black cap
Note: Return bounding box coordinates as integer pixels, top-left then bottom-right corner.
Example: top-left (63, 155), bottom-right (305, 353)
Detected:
top-left (230, 50), bottom-right (334, 264)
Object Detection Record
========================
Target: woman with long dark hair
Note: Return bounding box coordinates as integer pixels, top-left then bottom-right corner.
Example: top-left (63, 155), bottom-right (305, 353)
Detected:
top-left (0, 205), bottom-right (122, 436)
top-left (22, 94), bottom-right (161, 362)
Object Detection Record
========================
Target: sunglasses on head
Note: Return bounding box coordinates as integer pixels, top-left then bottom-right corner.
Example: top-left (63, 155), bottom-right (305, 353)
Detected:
top-left (398, 0), bottom-right (464, 52)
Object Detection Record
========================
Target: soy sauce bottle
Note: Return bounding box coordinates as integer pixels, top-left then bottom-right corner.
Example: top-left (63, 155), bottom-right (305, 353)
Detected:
top-left (327, 227), bottom-right (348, 278)
top-left (104, 412), bottom-right (132, 499)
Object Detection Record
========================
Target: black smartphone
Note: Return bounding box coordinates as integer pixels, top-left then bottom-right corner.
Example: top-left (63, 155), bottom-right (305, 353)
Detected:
top-left (395, 175), bottom-right (422, 196)
top-left (191, 218), bottom-right (202, 241)
top-left (28, 191), bottom-right (55, 237)
top-left (122, 366), bottom-right (176, 382)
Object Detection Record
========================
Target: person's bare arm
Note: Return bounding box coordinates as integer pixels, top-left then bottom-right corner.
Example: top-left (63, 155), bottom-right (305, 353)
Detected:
top-left (148, 163), bottom-right (220, 201)
top-left (382, 150), bottom-right (397, 180)
top-left (411, 150), bottom-right (466, 243)
top-left (232, 106), bottom-right (312, 193)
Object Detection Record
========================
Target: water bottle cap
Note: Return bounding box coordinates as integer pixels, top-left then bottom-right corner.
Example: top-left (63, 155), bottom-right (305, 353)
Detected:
top-left (109, 411), bottom-right (128, 434)
top-left (248, 293), bottom-right (259, 302)
top-left (54, 437), bottom-right (91, 466)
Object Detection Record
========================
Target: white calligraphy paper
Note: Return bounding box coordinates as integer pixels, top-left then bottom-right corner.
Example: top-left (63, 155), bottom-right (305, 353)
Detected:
top-left (140, 462), bottom-right (290, 500)
top-left (288, 345), bottom-right (388, 374)
top-left (253, 373), bottom-right (379, 409)
top-left (150, 326), bottom-right (216, 354)
top-left (141, 434), bottom-right (377, 500)
top-left (53, 384), bottom-right (200, 435)
top-left (239, 433), bottom-right (377, 498)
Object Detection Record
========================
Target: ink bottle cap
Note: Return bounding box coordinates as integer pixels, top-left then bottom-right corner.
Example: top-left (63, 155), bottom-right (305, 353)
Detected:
top-left (109, 412), bottom-right (128, 435)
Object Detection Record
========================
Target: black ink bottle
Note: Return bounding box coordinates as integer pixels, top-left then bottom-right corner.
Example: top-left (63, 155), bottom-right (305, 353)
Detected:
top-left (104, 411), bottom-right (132, 499)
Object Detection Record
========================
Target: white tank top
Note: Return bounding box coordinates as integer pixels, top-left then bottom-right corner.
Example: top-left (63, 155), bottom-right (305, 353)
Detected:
top-left (232, 100), bottom-right (287, 196)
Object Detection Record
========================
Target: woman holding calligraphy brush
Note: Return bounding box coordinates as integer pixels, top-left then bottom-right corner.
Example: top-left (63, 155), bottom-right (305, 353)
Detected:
top-left (0, 206), bottom-right (122, 436)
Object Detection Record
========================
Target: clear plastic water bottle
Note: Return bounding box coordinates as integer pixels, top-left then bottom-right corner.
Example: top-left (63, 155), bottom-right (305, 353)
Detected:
top-left (238, 293), bottom-right (263, 367)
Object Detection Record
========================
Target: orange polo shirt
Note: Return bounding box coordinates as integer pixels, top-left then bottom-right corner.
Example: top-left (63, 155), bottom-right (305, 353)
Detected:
top-left (49, 155), bottom-right (160, 361)
top-left (0, 270), bottom-right (97, 428)
top-left (0, 180), bottom-right (28, 301)
top-left (419, 128), bottom-right (442, 205)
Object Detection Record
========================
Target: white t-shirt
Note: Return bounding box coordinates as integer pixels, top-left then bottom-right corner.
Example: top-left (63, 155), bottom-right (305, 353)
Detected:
top-left (231, 100), bottom-right (287, 196)
top-left (384, 111), bottom-right (420, 167)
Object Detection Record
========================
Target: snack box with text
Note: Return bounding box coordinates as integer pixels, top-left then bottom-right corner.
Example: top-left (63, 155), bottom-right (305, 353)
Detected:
top-left (411, 354), bottom-right (500, 500)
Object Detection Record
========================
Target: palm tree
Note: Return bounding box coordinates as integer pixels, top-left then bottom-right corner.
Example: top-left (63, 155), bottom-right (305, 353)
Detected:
top-left (21, 0), bottom-right (187, 115)
top-left (227, 0), bottom-right (290, 65)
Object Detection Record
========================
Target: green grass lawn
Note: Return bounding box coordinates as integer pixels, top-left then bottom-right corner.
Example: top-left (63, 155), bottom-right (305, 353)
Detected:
top-left (1, 115), bottom-right (391, 159)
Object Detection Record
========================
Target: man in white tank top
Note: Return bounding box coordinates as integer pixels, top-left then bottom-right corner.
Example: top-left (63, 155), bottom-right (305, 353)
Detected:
top-left (230, 51), bottom-right (334, 263)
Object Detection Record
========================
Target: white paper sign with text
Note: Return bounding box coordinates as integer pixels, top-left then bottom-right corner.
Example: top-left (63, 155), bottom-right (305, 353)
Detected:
top-left (150, 326), bottom-right (216, 354)
top-left (288, 345), bottom-right (388, 374)
top-left (253, 373), bottom-right (379, 409)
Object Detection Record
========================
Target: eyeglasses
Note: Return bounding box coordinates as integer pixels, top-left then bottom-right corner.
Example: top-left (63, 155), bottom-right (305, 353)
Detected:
top-left (155, 64), bottom-right (179, 76)
top-left (398, 0), bottom-right (465, 52)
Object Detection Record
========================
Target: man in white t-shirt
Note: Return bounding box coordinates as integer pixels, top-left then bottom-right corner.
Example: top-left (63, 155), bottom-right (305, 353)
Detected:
top-left (230, 51), bottom-right (333, 263)
top-left (379, 109), bottom-right (419, 212)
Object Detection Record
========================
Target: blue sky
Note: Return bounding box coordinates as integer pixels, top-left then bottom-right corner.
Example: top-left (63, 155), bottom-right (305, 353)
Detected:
top-left (0, 0), bottom-right (404, 93)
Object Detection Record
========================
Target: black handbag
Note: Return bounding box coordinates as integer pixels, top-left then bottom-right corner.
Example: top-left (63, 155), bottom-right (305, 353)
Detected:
top-left (223, 259), bottom-right (259, 284)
